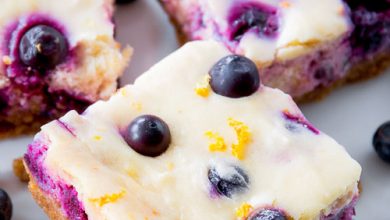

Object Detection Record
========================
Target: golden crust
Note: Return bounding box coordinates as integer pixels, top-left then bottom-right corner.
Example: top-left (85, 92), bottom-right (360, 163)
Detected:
top-left (24, 160), bottom-right (69, 220)
top-left (0, 118), bottom-right (49, 139)
top-left (13, 158), bottom-right (29, 182)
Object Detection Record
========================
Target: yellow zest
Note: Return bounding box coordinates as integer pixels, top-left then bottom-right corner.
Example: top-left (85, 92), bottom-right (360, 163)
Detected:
top-left (120, 88), bottom-right (128, 97)
top-left (2, 56), bottom-right (12, 65)
top-left (93, 135), bottom-right (102, 141)
top-left (279, 1), bottom-right (291, 8)
top-left (131, 102), bottom-right (143, 111)
top-left (167, 162), bottom-right (175, 171)
top-left (89, 190), bottom-right (126, 207)
top-left (195, 75), bottom-right (211, 97)
top-left (228, 118), bottom-right (252, 160)
top-left (126, 167), bottom-right (139, 179)
top-left (235, 203), bottom-right (253, 219)
top-left (205, 131), bottom-right (227, 152)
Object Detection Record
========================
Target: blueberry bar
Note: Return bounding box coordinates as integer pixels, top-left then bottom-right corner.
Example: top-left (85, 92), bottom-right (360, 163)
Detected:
top-left (24, 41), bottom-right (361, 220)
top-left (0, 0), bottom-right (132, 137)
top-left (160, 0), bottom-right (390, 101)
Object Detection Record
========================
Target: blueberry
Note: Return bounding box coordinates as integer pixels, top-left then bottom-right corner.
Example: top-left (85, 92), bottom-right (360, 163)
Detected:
top-left (373, 121), bottom-right (390, 163)
top-left (124, 115), bottom-right (171, 157)
top-left (344, 0), bottom-right (390, 12)
top-left (19, 25), bottom-right (68, 70)
top-left (229, 3), bottom-right (278, 40)
top-left (116, 0), bottom-right (136, 4)
top-left (248, 208), bottom-right (287, 220)
top-left (0, 188), bottom-right (12, 220)
top-left (208, 165), bottom-right (249, 198)
top-left (209, 55), bottom-right (260, 98)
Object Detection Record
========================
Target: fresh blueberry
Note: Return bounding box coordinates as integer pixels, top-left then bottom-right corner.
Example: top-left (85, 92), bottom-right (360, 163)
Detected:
top-left (373, 121), bottom-right (390, 163)
top-left (344, 0), bottom-right (390, 12)
top-left (248, 208), bottom-right (287, 220)
top-left (208, 165), bottom-right (249, 198)
top-left (0, 188), bottom-right (12, 220)
top-left (229, 3), bottom-right (278, 40)
top-left (116, 0), bottom-right (136, 4)
top-left (19, 25), bottom-right (68, 70)
top-left (209, 55), bottom-right (260, 98)
top-left (124, 115), bottom-right (171, 157)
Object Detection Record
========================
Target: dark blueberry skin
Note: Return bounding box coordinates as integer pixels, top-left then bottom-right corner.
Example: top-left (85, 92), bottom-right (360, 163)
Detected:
top-left (209, 55), bottom-right (260, 98)
top-left (208, 166), bottom-right (249, 198)
top-left (124, 115), bottom-right (171, 157)
top-left (229, 3), bottom-right (279, 40)
top-left (344, 0), bottom-right (390, 12)
top-left (19, 25), bottom-right (68, 70)
top-left (373, 121), bottom-right (390, 163)
top-left (0, 188), bottom-right (12, 220)
top-left (116, 0), bottom-right (136, 4)
top-left (248, 208), bottom-right (287, 220)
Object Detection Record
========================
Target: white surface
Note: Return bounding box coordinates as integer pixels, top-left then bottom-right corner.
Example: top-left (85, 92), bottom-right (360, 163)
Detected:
top-left (0, 0), bottom-right (388, 219)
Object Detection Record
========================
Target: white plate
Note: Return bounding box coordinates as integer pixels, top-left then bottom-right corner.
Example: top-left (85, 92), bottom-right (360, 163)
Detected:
top-left (0, 0), bottom-right (389, 219)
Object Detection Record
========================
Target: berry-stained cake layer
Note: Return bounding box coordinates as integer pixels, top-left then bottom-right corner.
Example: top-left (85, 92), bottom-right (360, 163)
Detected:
top-left (25, 41), bottom-right (361, 220)
top-left (160, 0), bottom-right (390, 100)
top-left (0, 0), bottom-right (132, 137)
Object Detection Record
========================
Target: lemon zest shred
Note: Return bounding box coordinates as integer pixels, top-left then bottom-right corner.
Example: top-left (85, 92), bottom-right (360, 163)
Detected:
top-left (235, 203), bottom-right (253, 219)
top-left (228, 118), bottom-right (252, 160)
top-left (89, 190), bottom-right (126, 207)
top-left (205, 131), bottom-right (227, 152)
top-left (195, 75), bottom-right (211, 97)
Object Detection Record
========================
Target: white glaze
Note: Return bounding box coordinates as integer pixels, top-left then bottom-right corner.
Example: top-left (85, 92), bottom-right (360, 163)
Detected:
top-left (39, 41), bottom-right (360, 220)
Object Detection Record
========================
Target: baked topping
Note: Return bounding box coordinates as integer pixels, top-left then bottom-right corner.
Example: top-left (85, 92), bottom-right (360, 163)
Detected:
top-left (209, 55), bottom-right (260, 98)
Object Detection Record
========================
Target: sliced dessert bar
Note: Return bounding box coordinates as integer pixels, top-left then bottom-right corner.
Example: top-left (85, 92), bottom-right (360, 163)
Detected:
top-left (24, 41), bottom-right (361, 220)
top-left (0, 0), bottom-right (132, 137)
top-left (160, 0), bottom-right (390, 101)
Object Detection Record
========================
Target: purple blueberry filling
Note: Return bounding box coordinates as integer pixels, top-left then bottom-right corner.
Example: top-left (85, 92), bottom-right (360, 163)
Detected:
top-left (321, 196), bottom-right (358, 220)
top-left (228, 2), bottom-right (279, 41)
top-left (24, 137), bottom-right (88, 220)
top-left (283, 111), bottom-right (320, 135)
top-left (347, 4), bottom-right (390, 58)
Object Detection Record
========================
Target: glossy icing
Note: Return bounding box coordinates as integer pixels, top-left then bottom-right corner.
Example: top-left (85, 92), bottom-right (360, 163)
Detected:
top-left (33, 41), bottom-right (360, 220)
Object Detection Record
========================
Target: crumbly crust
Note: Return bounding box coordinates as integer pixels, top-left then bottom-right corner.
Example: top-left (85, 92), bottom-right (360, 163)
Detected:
top-left (13, 157), bottom-right (29, 182)
top-left (24, 160), bottom-right (69, 220)
top-left (0, 118), bottom-right (49, 139)
top-left (160, 1), bottom-right (390, 103)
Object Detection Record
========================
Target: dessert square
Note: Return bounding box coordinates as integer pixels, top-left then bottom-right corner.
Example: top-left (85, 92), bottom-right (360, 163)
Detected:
top-left (24, 41), bottom-right (361, 220)
top-left (160, 0), bottom-right (390, 101)
top-left (0, 0), bottom-right (132, 137)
